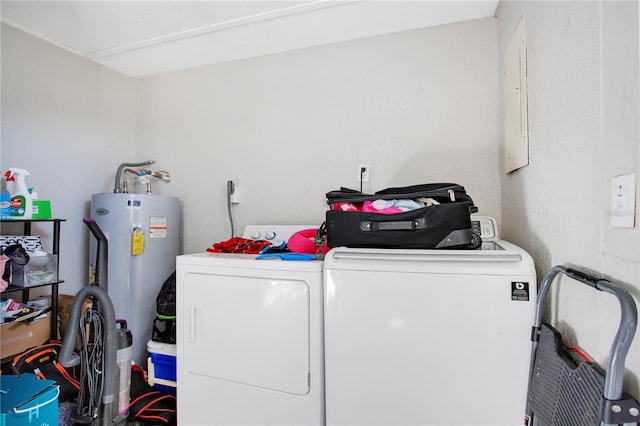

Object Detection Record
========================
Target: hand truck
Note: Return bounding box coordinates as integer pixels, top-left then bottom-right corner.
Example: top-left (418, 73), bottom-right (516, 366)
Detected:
top-left (525, 265), bottom-right (640, 426)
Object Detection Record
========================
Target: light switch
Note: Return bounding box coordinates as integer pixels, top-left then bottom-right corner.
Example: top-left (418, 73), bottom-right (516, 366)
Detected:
top-left (610, 173), bottom-right (636, 228)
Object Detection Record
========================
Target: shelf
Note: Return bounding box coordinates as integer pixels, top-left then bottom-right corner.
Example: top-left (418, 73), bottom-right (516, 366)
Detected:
top-left (1, 218), bottom-right (66, 223)
top-left (3, 280), bottom-right (65, 294)
top-left (1, 218), bottom-right (65, 342)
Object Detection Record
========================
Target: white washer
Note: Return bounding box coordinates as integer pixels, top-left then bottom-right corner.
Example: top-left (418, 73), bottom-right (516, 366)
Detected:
top-left (176, 226), bottom-right (324, 426)
top-left (323, 217), bottom-right (537, 425)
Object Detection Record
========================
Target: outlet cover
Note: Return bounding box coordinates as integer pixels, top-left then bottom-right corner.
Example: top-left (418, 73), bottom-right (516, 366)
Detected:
top-left (230, 187), bottom-right (241, 204)
top-left (358, 165), bottom-right (370, 183)
top-left (610, 173), bottom-right (636, 228)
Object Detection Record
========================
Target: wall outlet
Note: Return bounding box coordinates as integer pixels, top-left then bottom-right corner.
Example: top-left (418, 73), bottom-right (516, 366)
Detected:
top-left (610, 173), bottom-right (636, 228)
top-left (230, 186), bottom-right (241, 204)
top-left (358, 165), bottom-right (370, 183)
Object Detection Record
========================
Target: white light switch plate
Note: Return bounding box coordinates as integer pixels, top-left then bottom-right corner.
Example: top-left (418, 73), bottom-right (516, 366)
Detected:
top-left (610, 173), bottom-right (636, 228)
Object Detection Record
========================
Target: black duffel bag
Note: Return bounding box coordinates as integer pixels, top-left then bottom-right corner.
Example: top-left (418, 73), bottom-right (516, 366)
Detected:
top-left (324, 183), bottom-right (480, 250)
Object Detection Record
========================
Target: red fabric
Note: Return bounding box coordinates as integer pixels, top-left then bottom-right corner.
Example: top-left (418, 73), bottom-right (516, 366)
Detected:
top-left (206, 237), bottom-right (272, 254)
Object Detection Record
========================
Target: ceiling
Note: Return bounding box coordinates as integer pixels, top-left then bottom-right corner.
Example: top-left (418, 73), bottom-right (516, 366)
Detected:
top-left (1, 1), bottom-right (499, 78)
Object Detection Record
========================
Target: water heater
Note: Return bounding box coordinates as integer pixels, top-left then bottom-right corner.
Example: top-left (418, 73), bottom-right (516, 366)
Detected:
top-left (90, 193), bottom-right (179, 365)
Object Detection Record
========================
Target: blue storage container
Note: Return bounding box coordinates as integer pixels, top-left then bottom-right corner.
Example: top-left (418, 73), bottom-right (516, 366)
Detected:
top-left (150, 352), bottom-right (176, 382)
top-left (147, 340), bottom-right (177, 394)
top-left (0, 373), bottom-right (59, 426)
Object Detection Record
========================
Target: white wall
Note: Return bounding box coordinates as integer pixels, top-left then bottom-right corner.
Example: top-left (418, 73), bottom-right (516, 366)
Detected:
top-left (1, 17), bottom-right (500, 292)
top-left (1, 23), bottom-right (137, 295)
top-left (136, 18), bottom-right (500, 254)
top-left (497, 0), bottom-right (640, 394)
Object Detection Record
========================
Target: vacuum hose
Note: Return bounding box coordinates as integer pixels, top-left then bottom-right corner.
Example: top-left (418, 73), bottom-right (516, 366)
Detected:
top-left (113, 160), bottom-right (155, 193)
top-left (59, 285), bottom-right (120, 426)
top-left (59, 218), bottom-right (121, 425)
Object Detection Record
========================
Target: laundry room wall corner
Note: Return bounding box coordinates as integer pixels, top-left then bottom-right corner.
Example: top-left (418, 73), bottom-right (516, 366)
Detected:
top-left (497, 0), bottom-right (640, 397)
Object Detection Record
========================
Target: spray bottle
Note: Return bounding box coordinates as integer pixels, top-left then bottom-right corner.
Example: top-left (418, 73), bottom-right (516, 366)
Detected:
top-left (7, 168), bottom-right (32, 219)
top-left (1, 171), bottom-right (12, 218)
top-left (4, 170), bottom-right (15, 195)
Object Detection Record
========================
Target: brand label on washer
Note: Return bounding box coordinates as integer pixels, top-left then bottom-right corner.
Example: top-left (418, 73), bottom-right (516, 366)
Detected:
top-left (511, 281), bottom-right (530, 301)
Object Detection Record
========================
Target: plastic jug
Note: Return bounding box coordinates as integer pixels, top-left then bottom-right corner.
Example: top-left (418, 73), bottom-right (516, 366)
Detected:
top-left (116, 320), bottom-right (133, 417)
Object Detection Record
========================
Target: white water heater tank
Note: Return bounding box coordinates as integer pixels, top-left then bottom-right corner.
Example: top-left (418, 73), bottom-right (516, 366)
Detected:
top-left (90, 193), bottom-right (179, 365)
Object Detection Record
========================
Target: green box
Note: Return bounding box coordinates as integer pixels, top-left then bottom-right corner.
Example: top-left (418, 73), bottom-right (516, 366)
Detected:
top-left (31, 200), bottom-right (51, 219)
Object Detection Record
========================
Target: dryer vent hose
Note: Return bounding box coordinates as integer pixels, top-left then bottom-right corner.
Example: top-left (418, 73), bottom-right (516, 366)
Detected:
top-left (227, 180), bottom-right (236, 238)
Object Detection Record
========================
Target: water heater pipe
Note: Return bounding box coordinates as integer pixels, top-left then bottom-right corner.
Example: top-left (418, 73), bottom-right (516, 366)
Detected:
top-left (113, 159), bottom-right (155, 193)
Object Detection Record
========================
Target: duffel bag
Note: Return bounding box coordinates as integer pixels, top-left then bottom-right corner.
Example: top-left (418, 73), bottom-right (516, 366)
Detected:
top-left (324, 183), bottom-right (480, 249)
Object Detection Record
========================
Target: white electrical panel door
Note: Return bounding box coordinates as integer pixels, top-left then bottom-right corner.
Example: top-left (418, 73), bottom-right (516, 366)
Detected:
top-left (183, 272), bottom-right (310, 395)
top-left (504, 15), bottom-right (529, 173)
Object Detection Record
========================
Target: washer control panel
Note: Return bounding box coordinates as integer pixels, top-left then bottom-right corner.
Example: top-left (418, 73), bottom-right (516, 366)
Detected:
top-left (243, 225), bottom-right (319, 247)
top-left (471, 216), bottom-right (498, 240)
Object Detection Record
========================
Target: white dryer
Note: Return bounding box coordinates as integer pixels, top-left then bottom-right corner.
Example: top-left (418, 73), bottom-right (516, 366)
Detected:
top-left (323, 217), bottom-right (537, 425)
top-left (176, 225), bottom-right (324, 426)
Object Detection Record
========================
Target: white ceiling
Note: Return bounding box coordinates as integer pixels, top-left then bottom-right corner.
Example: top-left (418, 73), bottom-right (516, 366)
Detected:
top-left (1, 1), bottom-right (498, 78)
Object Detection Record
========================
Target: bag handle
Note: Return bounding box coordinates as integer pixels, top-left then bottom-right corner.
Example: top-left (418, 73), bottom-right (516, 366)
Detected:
top-left (13, 386), bottom-right (60, 414)
top-left (360, 218), bottom-right (427, 232)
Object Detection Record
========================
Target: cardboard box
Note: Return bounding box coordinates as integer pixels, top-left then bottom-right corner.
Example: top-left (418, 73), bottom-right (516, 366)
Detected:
top-left (0, 313), bottom-right (50, 360)
top-left (0, 373), bottom-right (59, 425)
top-left (57, 294), bottom-right (92, 347)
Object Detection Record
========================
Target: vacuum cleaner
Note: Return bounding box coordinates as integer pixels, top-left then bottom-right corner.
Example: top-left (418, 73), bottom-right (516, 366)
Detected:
top-left (59, 218), bottom-right (131, 426)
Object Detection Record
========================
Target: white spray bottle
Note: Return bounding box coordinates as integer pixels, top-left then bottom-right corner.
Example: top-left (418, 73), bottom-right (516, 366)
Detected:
top-left (8, 168), bottom-right (32, 219)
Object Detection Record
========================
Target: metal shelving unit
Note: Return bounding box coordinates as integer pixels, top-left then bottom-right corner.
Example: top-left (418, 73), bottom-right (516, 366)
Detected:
top-left (1, 218), bottom-right (65, 339)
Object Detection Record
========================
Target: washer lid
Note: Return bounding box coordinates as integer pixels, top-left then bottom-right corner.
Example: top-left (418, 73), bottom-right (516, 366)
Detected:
top-left (324, 240), bottom-right (534, 276)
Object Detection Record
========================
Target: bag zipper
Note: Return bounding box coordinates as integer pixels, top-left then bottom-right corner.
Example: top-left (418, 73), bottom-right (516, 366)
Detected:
top-left (326, 189), bottom-right (472, 204)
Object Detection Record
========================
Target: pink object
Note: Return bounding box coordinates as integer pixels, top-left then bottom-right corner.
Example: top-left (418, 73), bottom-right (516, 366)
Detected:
top-left (288, 229), bottom-right (329, 254)
top-left (0, 254), bottom-right (8, 291)
top-left (362, 200), bottom-right (403, 214)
